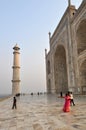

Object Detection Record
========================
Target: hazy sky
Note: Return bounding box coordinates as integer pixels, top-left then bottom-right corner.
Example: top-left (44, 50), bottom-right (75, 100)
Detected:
top-left (0, 0), bottom-right (82, 94)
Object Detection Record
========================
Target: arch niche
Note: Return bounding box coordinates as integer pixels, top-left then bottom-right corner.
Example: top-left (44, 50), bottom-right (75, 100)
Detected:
top-left (76, 19), bottom-right (86, 93)
top-left (76, 20), bottom-right (86, 55)
top-left (79, 60), bottom-right (86, 94)
top-left (47, 79), bottom-right (51, 93)
top-left (54, 45), bottom-right (68, 93)
top-left (47, 60), bottom-right (50, 74)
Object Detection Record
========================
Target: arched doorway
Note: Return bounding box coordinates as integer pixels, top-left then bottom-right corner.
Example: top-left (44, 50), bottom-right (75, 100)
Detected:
top-left (79, 60), bottom-right (86, 94)
top-left (47, 79), bottom-right (51, 93)
top-left (76, 19), bottom-right (86, 93)
top-left (54, 45), bottom-right (68, 93)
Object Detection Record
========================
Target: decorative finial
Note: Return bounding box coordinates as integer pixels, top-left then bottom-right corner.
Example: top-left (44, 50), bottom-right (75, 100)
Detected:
top-left (48, 32), bottom-right (51, 39)
top-left (45, 48), bottom-right (47, 53)
top-left (13, 44), bottom-right (20, 50)
top-left (48, 32), bottom-right (51, 44)
top-left (45, 49), bottom-right (47, 57)
top-left (68, 0), bottom-right (71, 6)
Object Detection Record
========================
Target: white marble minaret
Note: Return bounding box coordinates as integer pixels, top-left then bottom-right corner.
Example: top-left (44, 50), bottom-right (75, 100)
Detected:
top-left (12, 44), bottom-right (21, 95)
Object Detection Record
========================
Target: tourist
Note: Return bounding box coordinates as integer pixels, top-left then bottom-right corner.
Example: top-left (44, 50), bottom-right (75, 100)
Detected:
top-left (60, 91), bottom-right (63, 97)
top-left (37, 92), bottom-right (39, 95)
top-left (12, 96), bottom-right (17, 109)
top-left (70, 92), bottom-right (75, 106)
top-left (63, 93), bottom-right (71, 112)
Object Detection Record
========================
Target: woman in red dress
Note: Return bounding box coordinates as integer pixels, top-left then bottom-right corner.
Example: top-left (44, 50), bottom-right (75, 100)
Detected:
top-left (63, 93), bottom-right (71, 112)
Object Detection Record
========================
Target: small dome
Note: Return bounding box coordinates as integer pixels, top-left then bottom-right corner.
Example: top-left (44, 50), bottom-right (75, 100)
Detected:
top-left (13, 44), bottom-right (20, 50)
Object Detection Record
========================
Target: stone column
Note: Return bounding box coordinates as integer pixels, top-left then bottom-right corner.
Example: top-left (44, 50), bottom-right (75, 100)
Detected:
top-left (12, 44), bottom-right (20, 95)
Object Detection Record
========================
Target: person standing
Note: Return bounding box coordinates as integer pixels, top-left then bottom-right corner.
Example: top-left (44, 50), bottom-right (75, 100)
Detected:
top-left (70, 92), bottom-right (75, 106)
top-left (12, 96), bottom-right (17, 109)
top-left (60, 92), bottom-right (63, 97)
top-left (63, 93), bottom-right (71, 112)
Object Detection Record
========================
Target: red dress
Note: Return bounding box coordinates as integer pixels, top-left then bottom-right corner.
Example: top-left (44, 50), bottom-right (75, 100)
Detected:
top-left (63, 95), bottom-right (71, 112)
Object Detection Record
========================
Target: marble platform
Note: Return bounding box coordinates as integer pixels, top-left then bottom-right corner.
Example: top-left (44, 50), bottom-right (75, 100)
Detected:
top-left (0, 94), bottom-right (86, 130)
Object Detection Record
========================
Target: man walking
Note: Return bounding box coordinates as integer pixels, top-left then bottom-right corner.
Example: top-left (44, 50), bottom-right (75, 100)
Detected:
top-left (12, 96), bottom-right (17, 109)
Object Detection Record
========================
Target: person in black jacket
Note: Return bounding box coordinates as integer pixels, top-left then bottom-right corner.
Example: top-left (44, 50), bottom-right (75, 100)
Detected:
top-left (12, 96), bottom-right (17, 109)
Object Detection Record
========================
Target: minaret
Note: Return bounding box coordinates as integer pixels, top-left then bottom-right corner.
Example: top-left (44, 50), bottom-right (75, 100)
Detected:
top-left (12, 44), bottom-right (20, 95)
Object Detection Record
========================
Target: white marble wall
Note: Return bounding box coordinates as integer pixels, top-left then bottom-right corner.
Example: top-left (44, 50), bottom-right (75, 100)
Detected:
top-left (46, 1), bottom-right (86, 94)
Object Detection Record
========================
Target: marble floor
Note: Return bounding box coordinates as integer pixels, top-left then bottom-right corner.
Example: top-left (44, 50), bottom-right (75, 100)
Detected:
top-left (0, 94), bottom-right (86, 130)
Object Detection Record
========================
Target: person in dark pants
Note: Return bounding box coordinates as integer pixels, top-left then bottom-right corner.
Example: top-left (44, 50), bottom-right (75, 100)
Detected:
top-left (60, 92), bottom-right (63, 97)
top-left (70, 92), bottom-right (75, 106)
top-left (12, 96), bottom-right (17, 109)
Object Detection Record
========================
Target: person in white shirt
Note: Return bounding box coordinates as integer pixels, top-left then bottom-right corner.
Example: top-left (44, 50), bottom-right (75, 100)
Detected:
top-left (70, 92), bottom-right (75, 106)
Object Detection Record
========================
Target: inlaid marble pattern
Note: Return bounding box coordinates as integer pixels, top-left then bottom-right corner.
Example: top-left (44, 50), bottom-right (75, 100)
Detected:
top-left (0, 94), bottom-right (86, 130)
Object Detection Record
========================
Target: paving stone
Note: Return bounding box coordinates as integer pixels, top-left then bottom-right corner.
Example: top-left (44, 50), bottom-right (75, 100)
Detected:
top-left (0, 94), bottom-right (86, 130)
